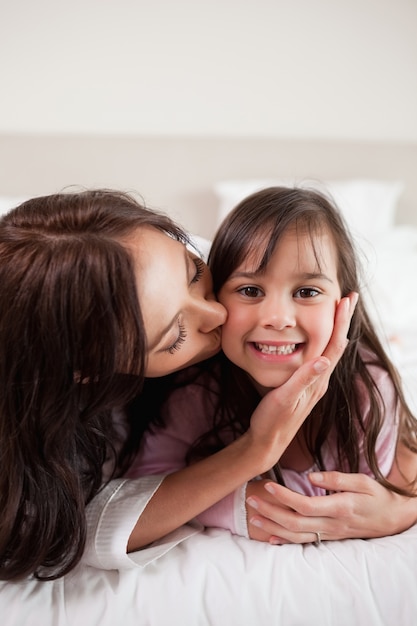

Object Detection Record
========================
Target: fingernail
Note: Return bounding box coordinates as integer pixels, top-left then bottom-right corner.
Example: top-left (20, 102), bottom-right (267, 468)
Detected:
top-left (313, 358), bottom-right (329, 374)
top-left (264, 483), bottom-right (276, 495)
top-left (246, 497), bottom-right (259, 509)
top-left (309, 472), bottom-right (323, 482)
top-left (250, 518), bottom-right (263, 528)
top-left (269, 537), bottom-right (281, 545)
top-left (342, 297), bottom-right (350, 312)
top-left (344, 292), bottom-right (358, 314)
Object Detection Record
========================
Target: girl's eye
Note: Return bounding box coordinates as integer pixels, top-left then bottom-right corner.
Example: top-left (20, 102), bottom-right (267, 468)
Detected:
top-left (165, 322), bottom-right (187, 354)
top-left (294, 287), bottom-right (320, 299)
top-left (191, 258), bottom-right (205, 284)
top-left (237, 286), bottom-right (263, 298)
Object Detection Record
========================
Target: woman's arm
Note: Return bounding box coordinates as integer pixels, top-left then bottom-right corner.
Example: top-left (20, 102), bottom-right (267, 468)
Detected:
top-left (126, 294), bottom-right (356, 551)
top-left (244, 440), bottom-right (417, 544)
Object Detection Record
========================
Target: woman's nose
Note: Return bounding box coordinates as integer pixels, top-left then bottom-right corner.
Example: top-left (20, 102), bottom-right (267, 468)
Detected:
top-left (198, 295), bottom-right (227, 333)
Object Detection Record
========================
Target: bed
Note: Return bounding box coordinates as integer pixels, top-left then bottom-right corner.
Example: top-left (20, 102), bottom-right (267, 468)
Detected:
top-left (0, 134), bottom-right (416, 625)
top-left (2, 524), bottom-right (417, 626)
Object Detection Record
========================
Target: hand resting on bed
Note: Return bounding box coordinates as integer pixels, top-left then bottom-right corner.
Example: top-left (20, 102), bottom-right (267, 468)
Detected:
top-left (246, 441), bottom-right (417, 544)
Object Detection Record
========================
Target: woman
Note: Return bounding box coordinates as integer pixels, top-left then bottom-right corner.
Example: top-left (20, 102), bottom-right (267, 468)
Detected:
top-left (0, 189), bottom-right (409, 582)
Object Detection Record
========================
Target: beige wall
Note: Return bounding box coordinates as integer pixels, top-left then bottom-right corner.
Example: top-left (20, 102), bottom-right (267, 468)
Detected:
top-left (0, 134), bottom-right (416, 238)
top-left (1, 0), bottom-right (416, 141)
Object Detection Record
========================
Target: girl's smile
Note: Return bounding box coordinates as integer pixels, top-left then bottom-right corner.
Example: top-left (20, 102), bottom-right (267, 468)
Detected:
top-left (218, 226), bottom-right (342, 396)
top-left (251, 341), bottom-right (302, 357)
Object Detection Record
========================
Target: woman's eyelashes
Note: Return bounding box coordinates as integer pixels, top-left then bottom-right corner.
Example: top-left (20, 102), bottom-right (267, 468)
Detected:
top-left (163, 258), bottom-right (204, 356)
top-left (191, 257), bottom-right (205, 284)
top-left (165, 322), bottom-right (187, 354)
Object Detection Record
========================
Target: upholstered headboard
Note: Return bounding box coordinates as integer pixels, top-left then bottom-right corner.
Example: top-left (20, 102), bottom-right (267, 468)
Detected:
top-left (0, 134), bottom-right (416, 239)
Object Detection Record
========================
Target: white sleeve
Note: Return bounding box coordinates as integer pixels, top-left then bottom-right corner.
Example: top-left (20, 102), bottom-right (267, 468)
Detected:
top-left (83, 476), bottom-right (201, 570)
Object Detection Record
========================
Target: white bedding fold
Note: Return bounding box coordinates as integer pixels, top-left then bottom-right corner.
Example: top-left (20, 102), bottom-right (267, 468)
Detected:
top-left (2, 524), bottom-right (417, 626)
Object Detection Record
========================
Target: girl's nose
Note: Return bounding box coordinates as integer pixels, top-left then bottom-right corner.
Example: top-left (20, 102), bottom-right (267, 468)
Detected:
top-left (260, 296), bottom-right (296, 330)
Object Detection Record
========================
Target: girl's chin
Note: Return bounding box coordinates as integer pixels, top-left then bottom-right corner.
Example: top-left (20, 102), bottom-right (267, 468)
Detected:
top-left (250, 374), bottom-right (293, 396)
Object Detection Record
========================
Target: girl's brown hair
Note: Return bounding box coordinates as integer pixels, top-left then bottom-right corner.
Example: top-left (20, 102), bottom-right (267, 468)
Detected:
top-left (0, 189), bottom-right (188, 581)
top-left (206, 186), bottom-right (417, 490)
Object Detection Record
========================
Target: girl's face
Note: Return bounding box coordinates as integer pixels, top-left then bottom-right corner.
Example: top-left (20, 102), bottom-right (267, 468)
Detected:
top-left (125, 227), bottom-right (227, 377)
top-left (217, 226), bottom-right (342, 396)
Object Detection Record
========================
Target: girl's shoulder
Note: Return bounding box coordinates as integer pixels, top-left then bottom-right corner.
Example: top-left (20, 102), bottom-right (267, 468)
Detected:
top-left (355, 344), bottom-right (398, 417)
top-left (357, 344), bottom-right (391, 384)
top-left (161, 360), bottom-right (222, 426)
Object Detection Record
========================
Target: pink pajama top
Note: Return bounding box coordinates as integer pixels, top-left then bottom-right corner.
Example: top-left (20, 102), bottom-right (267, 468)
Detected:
top-left (125, 356), bottom-right (399, 539)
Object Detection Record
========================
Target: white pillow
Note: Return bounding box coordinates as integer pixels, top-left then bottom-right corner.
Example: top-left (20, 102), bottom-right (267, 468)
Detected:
top-left (188, 234), bottom-right (212, 261)
top-left (214, 179), bottom-right (404, 243)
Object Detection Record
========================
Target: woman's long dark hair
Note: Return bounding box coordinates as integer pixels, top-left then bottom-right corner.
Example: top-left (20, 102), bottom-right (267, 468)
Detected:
top-left (0, 189), bottom-right (188, 581)
top-left (196, 186), bottom-right (417, 492)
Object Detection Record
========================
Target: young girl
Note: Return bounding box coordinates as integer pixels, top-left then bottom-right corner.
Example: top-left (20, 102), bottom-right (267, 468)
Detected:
top-left (128, 186), bottom-right (417, 542)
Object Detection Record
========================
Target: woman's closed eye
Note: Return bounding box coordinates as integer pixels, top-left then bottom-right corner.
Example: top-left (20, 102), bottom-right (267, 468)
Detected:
top-left (191, 257), bottom-right (205, 284)
top-left (161, 257), bottom-right (207, 355)
top-left (165, 321), bottom-right (187, 354)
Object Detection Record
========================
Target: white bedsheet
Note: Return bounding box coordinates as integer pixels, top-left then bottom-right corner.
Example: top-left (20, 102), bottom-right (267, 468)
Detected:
top-left (2, 523), bottom-right (417, 626)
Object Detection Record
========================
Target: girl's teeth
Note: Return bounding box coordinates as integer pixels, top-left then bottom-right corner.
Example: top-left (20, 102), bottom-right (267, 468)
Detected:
top-left (255, 343), bottom-right (296, 355)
